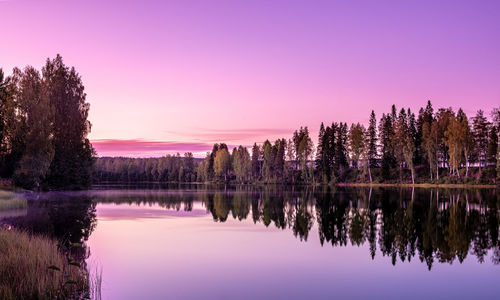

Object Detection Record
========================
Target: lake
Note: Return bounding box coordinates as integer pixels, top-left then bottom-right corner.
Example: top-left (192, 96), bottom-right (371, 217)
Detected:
top-left (2, 185), bottom-right (500, 299)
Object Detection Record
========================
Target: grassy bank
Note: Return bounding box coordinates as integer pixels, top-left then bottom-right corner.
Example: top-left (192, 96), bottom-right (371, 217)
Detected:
top-left (0, 191), bottom-right (26, 210)
top-left (0, 229), bottom-right (90, 300)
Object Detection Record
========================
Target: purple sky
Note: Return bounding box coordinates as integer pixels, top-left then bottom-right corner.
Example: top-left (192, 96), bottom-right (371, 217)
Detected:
top-left (1, 0), bottom-right (499, 157)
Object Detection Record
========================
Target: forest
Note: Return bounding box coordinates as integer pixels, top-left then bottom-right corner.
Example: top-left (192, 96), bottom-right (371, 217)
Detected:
top-left (0, 55), bottom-right (94, 189)
top-left (1, 57), bottom-right (499, 189)
top-left (95, 101), bottom-right (500, 186)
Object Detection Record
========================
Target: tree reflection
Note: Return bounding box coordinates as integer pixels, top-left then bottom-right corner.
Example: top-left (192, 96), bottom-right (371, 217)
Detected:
top-left (2, 192), bottom-right (97, 263)
top-left (194, 186), bottom-right (499, 270)
top-left (5, 186), bottom-right (498, 270)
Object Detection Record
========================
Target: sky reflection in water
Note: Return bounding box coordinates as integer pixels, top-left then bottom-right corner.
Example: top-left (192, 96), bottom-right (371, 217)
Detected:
top-left (82, 187), bottom-right (500, 300)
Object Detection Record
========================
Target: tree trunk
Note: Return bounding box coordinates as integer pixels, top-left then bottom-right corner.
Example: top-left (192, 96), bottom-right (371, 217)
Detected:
top-left (465, 152), bottom-right (469, 177)
top-left (436, 153), bottom-right (439, 181)
top-left (411, 168), bottom-right (415, 184)
top-left (399, 163), bottom-right (403, 183)
top-left (368, 165), bottom-right (372, 183)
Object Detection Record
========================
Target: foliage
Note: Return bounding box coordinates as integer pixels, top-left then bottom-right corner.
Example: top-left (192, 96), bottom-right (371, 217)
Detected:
top-left (0, 55), bottom-right (95, 190)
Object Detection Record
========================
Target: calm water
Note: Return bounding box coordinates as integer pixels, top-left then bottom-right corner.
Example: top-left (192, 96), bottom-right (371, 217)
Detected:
top-left (2, 186), bottom-right (500, 299)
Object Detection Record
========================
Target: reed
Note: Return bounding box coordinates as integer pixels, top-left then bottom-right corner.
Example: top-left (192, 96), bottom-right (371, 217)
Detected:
top-left (0, 229), bottom-right (90, 299)
top-left (0, 197), bottom-right (27, 210)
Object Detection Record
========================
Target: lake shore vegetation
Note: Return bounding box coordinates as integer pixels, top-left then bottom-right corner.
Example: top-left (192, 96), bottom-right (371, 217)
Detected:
top-left (0, 228), bottom-right (91, 299)
top-left (0, 56), bottom-right (94, 190)
top-left (1, 58), bottom-right (499, 188)
top-left (95, 101), bottom-right (500, 186)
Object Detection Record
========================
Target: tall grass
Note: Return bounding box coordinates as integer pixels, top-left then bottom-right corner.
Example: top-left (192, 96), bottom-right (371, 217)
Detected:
top-left (0, 198), bottom-right (26, 210)
top-left (0, 191), bottom-right (26, 210)
top-left (0, 190), bottom-right (18, 200)
top-left (0, 229), bottom-right (92, 299)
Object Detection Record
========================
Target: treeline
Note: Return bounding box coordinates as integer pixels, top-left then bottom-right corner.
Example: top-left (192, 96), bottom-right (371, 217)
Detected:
top-left (0, 55), bottom-right (94, 189)
top-left (94, 154), bottom-right (197, 183)
top-left (315, 102), bottom-right (500, 185)
top-left (94, 101), bottom-right (500, 185)
top-left (202, 102), bottom-right (500, 184)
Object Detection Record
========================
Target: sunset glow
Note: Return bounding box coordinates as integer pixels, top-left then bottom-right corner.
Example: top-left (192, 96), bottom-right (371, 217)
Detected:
top-left (1, 0), bottom-right (499, 157)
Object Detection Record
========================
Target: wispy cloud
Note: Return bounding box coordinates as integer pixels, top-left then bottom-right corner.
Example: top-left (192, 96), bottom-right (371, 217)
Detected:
top-left (165, 128), bottom-right (292, 143)
top-left (91, 139), bottom-right (246, 158)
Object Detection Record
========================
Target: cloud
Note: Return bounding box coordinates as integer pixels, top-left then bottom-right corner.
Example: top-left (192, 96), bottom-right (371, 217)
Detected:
top-left (91, 139), bottom-right (212, 157)
top-left (90, 139), bottom-right (246, 158)
top-left (90, 128), bottom-right (293, 157)
top-left (165, 128), bottom-right (293, 143)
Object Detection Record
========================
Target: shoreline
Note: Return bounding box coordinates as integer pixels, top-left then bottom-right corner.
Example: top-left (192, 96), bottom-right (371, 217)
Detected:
top-left (335, 182), bottom-right (497, 188)
top-left (3, 181), bottom-right (497, 191)
top-left (93, 181), bottom-right (498, 189)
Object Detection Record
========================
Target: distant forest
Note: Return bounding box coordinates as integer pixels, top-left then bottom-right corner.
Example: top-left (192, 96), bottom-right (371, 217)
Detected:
top-left (0, 55), bottom-right (94, 190)
top-left (95, 101), bottom-right (500, 186)
top-left (1, 57), bottom-right (499, 189)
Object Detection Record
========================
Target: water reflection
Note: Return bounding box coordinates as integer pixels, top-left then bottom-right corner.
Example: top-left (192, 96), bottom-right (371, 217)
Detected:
top-left (87, 185), bottom-right (500, 270)
top-left (2, 192), bottom-right (97, 262)
top-left (2, 186), bottom-right (499, 271)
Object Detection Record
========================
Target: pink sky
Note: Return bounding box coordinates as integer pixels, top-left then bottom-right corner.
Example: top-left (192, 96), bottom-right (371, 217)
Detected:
top-left (1, 0), bottom-right (499, 157)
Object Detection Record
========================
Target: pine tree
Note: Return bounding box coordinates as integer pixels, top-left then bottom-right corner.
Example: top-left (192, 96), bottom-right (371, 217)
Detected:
top-left (472, 110), bottom-right (491, 170)
top-left (407, 108), bottom-right (417, 164)
top-left (251, 143), bottom-right (260, 180)
top-left (487, 126), bottom-right (498, 166)
top-left (262, 140), bottom-right (273, 183)
top-left (334, 123), bottom-right (348, 180)
top-left (315, 122), bottom-right (326, 179)
top-left (491, 108), bottom-right (500, 184)
top-left (285, 138), bottom-right (295, 183)
top-left (379, 114), bottom-right (396, 180)
top-left (456, 109), bottom-right (473, 177)
top-left (273, 139), bottom-right (286, 182)
top-left (416, 100), bottom-right (434, 169)
top-left (367, 110), bottom-right (378, 168)
top-left (326, 123), bottom-right (336, 181)
top-left (394, 109), bottom-right (408, 182)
